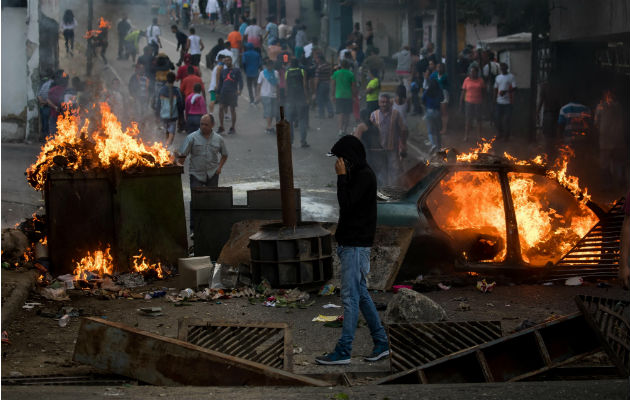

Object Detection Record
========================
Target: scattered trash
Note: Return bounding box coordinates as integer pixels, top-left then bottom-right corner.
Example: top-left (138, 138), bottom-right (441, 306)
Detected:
top-left (137, 307), bottom-right (163, 317)
top-left (58, 314), bottom-right (70, 327)
top-left (392, 285), bottom-right (413, 293)
top-left (318, 283), bottom-right (335, 296)
top-left (145, 290), bottom-right (167, 299)
top-left (100, 277), bottom-right (120, 291)
top-left (2, 331), bottom-right (10, 344)
top-left (117, 273), bottom-right (146, 288)
top-left (564, 277), bottom-right (584, 286)
top-left (22, 302), bottom-right (42, 309)
top-left (179, 288), bottom-right (194, 299)
top-left (476, 279), bottom-right (496, 293)
top-left (324, 315), bottom-right (345, 328)
top-left (322, 303), bottom-right (341, 309)
top-left (292, 347), bottom-right (303, 354)
top-left (57, 274), bottom-right (75, 290)
top-left (542, 282), bottom-right (554, 286)
top-left (312, 315), bottom-right (341, 322)
top-left (486, 302), bottom-right (495, 307)
top-left (452, 297), bottom-right (468, 302)
top-left (458, 302), bottom-right (471, 311)
top-left (437, 283), bottom-right (451, 291)
top-left (39, 286), bottom-right (70, 301)
top-left (596, 282), bottom-right (612, 288)
top-left (263, 301), bottom-right (276, 307)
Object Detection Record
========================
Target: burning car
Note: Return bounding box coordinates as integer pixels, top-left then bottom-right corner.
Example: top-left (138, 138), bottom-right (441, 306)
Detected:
top-left (377, 141), bottom-right (616, 280)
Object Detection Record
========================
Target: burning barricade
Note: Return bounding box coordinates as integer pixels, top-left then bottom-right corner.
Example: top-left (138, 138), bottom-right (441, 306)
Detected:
top-left (21, 102), bottom-right (188, 289)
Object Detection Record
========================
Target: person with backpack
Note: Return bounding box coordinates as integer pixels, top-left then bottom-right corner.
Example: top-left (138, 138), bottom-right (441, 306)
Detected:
top-left (156, 72), bottom-right (184, 147)
top-left (256, 58), bottom-right (280, 134)
top-left (242, 42), bottom-right (262, 105)
top-left (217, 56), bottom-right (243, 134)
top-left (285, 58), bottom-right (310, 147)
top-left (146, 18), bottom-right (162, 56)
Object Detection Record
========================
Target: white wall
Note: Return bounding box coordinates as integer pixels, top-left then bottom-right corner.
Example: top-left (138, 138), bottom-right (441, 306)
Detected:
top-left (1, 8), bottom-right (28, 121)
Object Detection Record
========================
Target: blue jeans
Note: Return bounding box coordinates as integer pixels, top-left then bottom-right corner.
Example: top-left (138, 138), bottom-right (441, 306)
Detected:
top-left (425, 108), bottom-right (441, 150)
top-left (335, 246), bottom-right (388, 356)
top-left (316, 82), bottom-right (334, 118)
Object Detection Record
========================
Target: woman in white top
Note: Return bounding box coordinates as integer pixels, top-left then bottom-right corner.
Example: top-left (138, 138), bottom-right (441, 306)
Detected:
top-left (61, 9), bottom-right (77, 56)
top-left (191, 0), bottom-right (201, 24)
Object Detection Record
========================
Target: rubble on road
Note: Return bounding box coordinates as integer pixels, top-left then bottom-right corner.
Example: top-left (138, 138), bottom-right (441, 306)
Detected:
top-left (384, 288), bottom-right (448, 324)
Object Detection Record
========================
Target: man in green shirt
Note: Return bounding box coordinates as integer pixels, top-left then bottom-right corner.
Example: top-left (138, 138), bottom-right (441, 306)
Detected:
top-left (365, 69), bottom-right (380, 113)
top-left (331, 60), bottom-right (356, 136)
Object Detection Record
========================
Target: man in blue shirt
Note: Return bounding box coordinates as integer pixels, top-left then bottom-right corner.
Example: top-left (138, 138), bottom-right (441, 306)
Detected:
top-left (242, 42), bottom-right (262, 105)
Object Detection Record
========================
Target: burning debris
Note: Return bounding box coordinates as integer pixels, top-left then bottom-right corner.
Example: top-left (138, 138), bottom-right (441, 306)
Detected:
top-left (428, 138), bottom-right (599, 266)
top-left (26, 103), bottom-right (172, 191)
top-left (83, 17), bottom-right (111, 39)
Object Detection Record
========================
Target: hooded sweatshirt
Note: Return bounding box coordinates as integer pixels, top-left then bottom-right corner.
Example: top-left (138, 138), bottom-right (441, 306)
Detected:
top-left (330, 135), bottom-right (377, 247)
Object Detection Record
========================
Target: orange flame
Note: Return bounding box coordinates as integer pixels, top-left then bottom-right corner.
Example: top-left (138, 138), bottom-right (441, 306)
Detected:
top-left (84, 29), bottom-right (102, 39)
top-left (98, 17), bottom-right (112, 29)
top-left (131, 250), bottom-right (166, 279)
top-left (546, 146), bottom-right (590, 203)
top-left (26, 103), bottom-right (172, 191)
top-left (73, 246), bottom-right (114, 280)
top-left (456, 138), bottom-right (495, 162)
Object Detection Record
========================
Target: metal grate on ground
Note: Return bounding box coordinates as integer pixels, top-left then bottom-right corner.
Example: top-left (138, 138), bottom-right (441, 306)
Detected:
top-left (178, 318), bottom-right (293, 371)
top-left (1, 374), bottom-right (135, 386)
top-left (546, 197), bottom-right (625, 281)
top-left (575, 295), bottom-right (630, 377)
top-left (376, 313), bottom-right (602, 385)
top-left (387, 321), bottom-right (502, 373)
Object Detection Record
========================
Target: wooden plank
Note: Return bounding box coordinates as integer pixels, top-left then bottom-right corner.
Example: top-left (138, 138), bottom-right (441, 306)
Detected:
top-left (73, 317), bottom-right (327, 387)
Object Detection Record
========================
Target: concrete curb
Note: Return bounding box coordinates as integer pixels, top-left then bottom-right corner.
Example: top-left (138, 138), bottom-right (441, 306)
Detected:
top-left (1, 269), bottom-right (39, 327)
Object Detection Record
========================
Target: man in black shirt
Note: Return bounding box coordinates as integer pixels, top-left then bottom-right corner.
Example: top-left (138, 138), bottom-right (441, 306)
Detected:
top-left (171, 25), bottom-right (189, 66)
top-left (316, 135), bottom-right (389, 365)
top-left (117, 15), bottom-right (131, 60)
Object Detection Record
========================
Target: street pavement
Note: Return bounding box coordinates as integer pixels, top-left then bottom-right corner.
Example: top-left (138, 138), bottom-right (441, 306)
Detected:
top-left (3, 0), bottom-right (432, 231)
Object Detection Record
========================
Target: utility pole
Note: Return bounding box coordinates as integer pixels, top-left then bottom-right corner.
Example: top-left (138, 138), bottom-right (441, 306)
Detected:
top-left (435, 0), bottom-right (444, 61)
top-left (445, 0), bottom-right (457, 108)
top-left (86, 0), bottom-right (93, 76)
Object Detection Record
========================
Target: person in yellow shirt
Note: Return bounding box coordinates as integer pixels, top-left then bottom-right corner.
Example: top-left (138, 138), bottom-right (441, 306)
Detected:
top-left (365, 69), bottom-right (380, 113)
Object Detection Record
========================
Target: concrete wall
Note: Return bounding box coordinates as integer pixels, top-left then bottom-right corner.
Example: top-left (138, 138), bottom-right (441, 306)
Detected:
top-left (352, 4), bottom-right (403, 55)
top-left (1, 7), bottom-right (28, 141)
top-left (550, 0), bottom-right (630, 41)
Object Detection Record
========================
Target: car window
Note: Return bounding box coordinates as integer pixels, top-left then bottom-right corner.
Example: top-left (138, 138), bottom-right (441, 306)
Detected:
top-left (508, 173), bottom-right (598, 266)
top-left (426, 171), bottom-right (506, 263)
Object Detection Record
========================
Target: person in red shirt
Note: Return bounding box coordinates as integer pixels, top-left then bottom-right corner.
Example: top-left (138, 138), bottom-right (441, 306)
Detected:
top-left (176, 54), bottom-right (201, 82)
top-left (180, 65), bottom-right (205, 99)
top-left (459, 65), bottom-right (485, 141)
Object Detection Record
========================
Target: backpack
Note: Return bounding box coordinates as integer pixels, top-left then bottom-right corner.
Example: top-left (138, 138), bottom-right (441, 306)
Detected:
top-left (159, 86), bottom-right (181, 119)
top-left (285, 67), bottom-right (304, 101)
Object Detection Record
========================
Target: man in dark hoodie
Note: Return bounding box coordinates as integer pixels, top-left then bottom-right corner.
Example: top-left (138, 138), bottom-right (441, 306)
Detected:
top-left (316, 136), bottom-right (390, 365)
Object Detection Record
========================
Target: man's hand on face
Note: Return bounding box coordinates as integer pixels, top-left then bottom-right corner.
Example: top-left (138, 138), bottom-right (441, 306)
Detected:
top-left (335, 157), bottom-right (346, 175)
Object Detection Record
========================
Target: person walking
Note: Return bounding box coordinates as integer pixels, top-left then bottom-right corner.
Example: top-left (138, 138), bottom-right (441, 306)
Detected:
top-left (331, 60), bottom-right (356, 136)
top-left (217, 56), bottom-right (243, 134)
top-left (285, 58), bottom-right (309, 147)
top-left (156, 72), bottom-right (184, 147)
top-left (242, 42), bottom-right (262, 105)
top-left (208, 54), bottom-right (225, 114)
top-left (392, 46), bottom-right (411, 97)
top-left (256, 59), bottom-right (280, 134)
top-left (312, 53), bottom-right (334, 119)
top-left (61, 10), bottom-right (77, 57)
top-left (370, 93), bottom-right (407, 186)
top-left (206, 0), bottom-right (220, 32)
top-left (147, 18), bottom-right (163, 56)
top-left (353, 109), bottom-right (384, 178)
top-left (123, 29), bottom-right (145, 62)
top-left (423, 77), bottom-right (443, 153)
top-left (186, 27), bottom-right (204, 66)
top-left (278, 18), bottom-right (290, 47)
top-left (264, 16), bottom-right (279, 46)
top-left (117, 15), bottom-right (131, 60)
top-left (493, 62), bottom-right (516, 140)
top-left (227, 25), bottom-right (243, 68)
top-left (37, 71), bottom-right (56, 141)
top-left (185, 83), bottom-right (207, 133)
top-left (176, 114), bottom-right (228, 188)
top-left (431, 63), bottom-right (449, 135)
top-left (315, 135), bottom-right (390, 365)
top-left (181, 65), bottom-right (205, 99)
top-left (128, 64), bottom-right (151, 120)
top-left (244, 18), bottom-right (263, 52)
top-left (171, 25), bottom-right (188, 66)
top-left (365, 69), bottom-right (380, 113)
top-left (460, 65), bottom-right (485, 141)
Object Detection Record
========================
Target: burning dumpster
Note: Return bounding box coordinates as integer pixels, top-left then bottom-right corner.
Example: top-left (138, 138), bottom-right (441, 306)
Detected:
top-left (27, 103), bottom-right (187, 275)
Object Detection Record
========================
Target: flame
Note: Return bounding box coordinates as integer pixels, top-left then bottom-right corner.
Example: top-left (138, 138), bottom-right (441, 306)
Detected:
top-left (73, 246), bottom-right (114, 280)
top-left (546, 146), bottom-right (590, 203)
top-left (84, 29), bottom-right (102, 39)
top-left (98, 17), bottom-right (112, 29)
top-left (26, 103), bottom-right (172, 191)
top-left (427, 171), bottom-right (507, 262)
top-left (131, 250), bottom-right (166, 279)
top-left (508, 173), bottom-right (598, 265)
top-left (39, 237), bottom-right (47, 246)
top-left (456, 138), bottom-right (495, 162)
